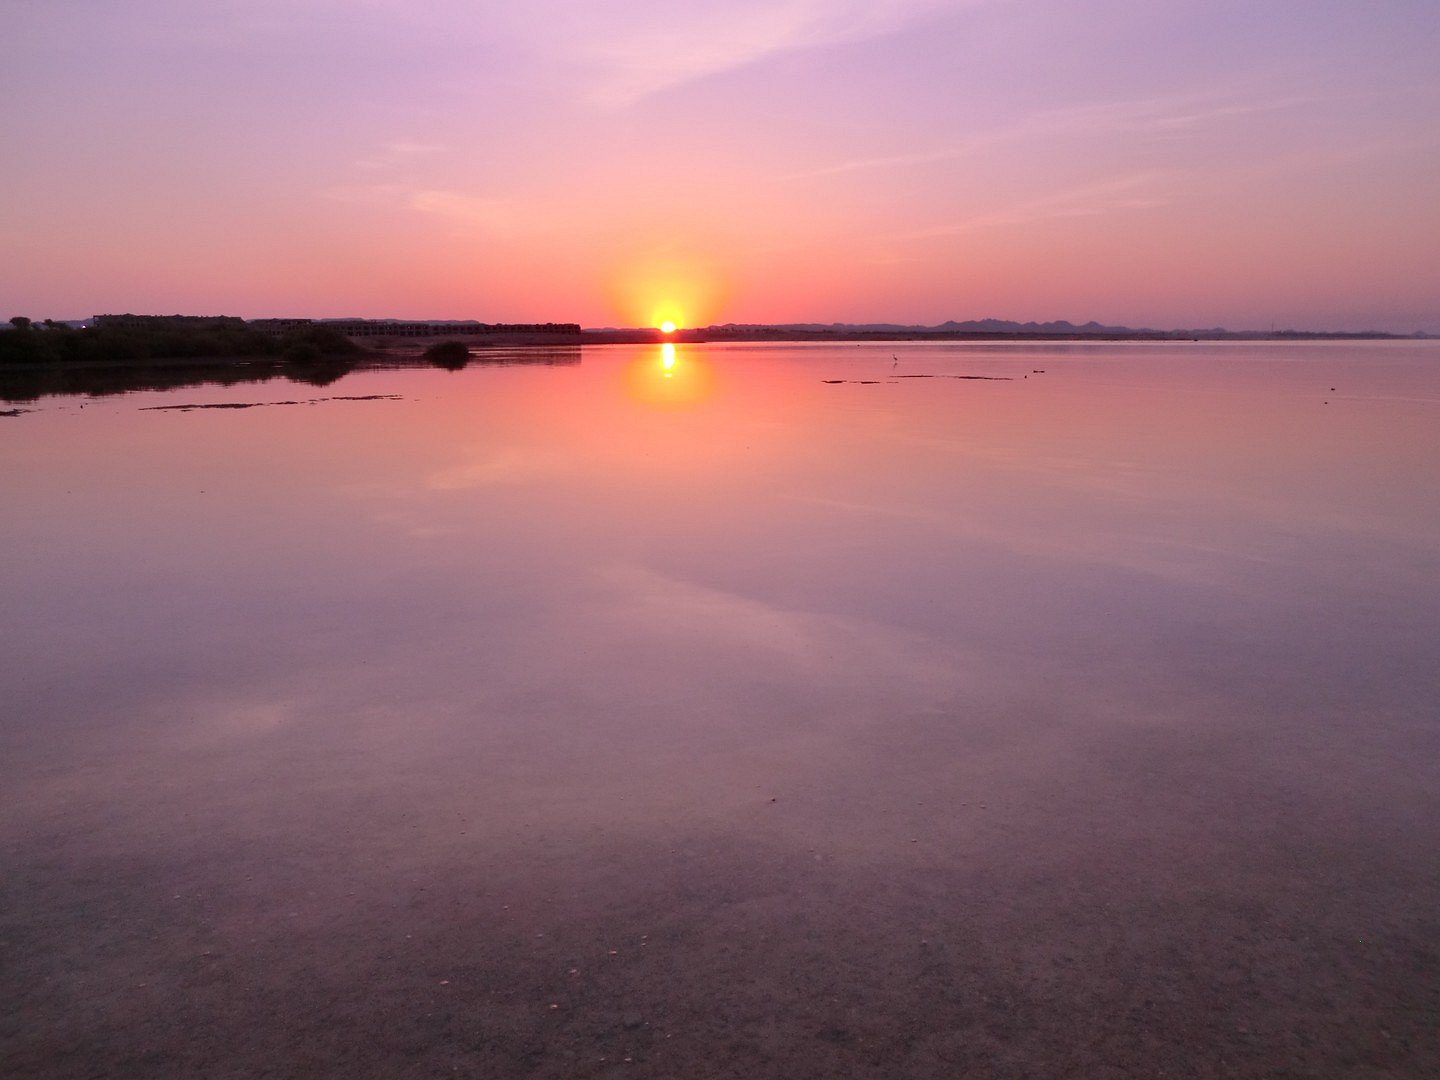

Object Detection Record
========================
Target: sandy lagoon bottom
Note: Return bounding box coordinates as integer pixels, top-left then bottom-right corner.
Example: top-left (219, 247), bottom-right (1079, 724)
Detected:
top-left (2, 341), bottom-right (1438, 1077)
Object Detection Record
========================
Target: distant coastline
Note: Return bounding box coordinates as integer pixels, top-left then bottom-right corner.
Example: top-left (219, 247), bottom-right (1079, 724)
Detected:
top-left (582, 324), bottom-right (1417, 345)
top-left (1, 313), bottom-right (1424, 388)
top-left (0, 313), bottom-right (1427, 407)
top-left (3, 312), bottom-right (1421, 361)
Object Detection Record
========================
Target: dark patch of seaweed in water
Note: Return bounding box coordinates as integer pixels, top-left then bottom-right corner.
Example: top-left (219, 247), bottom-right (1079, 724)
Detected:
top-left (141, 395), bottom-right (403, 413)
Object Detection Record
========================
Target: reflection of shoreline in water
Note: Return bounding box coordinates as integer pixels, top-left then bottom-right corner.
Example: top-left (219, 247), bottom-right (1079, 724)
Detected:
top-left (0, 347), bottom-right (582, 404)
top-left (478, 345), bottom-right (581, 367)
top-left (0, 357), bottom-right (361, 403)
top-left (387, 343), bottom-right (582, 371)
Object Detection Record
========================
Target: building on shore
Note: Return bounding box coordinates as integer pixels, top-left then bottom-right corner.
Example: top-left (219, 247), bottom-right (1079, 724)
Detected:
top-left (90, 314), bottom-right (248, 331)
top-left (315, 320), bottom-right (581, 338)
top-left (247, 318), bottom-right (314, 336)
top-left (89, 315), bottom-right (582, 339)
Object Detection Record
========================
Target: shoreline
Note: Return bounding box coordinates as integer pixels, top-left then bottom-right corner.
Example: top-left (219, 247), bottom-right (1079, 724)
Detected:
top-left (581, 328), bottom-right (1413, 345)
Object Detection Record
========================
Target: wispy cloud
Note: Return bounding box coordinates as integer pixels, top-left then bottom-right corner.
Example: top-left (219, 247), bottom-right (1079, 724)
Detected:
top-left (156, 1), bottom-right (973, 110)
top-left (795, 89), bottom-right (1329, 179)
top-left (320, 179), bottom-right (539, 235)
top-left (353, 139), bottom-right (449, 170)
top-left (502, 0), bottom-right (969, 109)
top-left (1029, 91), bottom-right (1330, 135)
top-left (319, 182), bottom-right (407, 205)
top-left (899, 170), bottom-right (1174, 239)
top-left (792, 137), bottom-right (1008, 180)
top-left (408, 190), bottom-right (536, 233)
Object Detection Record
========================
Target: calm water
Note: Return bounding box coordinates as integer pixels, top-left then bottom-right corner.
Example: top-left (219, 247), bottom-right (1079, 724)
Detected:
top-left (3, 341), bottom-right (1439, 1078)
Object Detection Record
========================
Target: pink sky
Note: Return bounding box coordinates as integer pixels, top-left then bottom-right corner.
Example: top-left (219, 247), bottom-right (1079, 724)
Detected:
top-left (4, 1), bottom-right (1438, 331)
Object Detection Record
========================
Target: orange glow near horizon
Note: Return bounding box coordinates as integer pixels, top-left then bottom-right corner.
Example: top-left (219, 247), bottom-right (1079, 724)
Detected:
top-left (605, 253), bottom-right (729, 330)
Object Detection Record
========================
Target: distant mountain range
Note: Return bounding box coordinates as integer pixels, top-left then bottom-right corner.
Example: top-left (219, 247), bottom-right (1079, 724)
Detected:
top-left (689, 318), bottom-right (1410, 340)
top-left (719, 318), bottom-right (1179, 335)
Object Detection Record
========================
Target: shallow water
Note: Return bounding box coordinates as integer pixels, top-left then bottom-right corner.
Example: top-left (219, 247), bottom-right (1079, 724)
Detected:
top-left (3, 340), bottom-right (1439, 1077)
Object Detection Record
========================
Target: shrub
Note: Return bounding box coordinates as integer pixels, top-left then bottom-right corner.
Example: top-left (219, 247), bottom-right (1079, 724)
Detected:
top-left (424, 340), bottom-right (471, 370)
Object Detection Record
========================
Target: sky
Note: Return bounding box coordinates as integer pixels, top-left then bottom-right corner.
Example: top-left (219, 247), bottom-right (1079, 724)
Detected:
top-left (4, 0), bottom-right (1438, 332)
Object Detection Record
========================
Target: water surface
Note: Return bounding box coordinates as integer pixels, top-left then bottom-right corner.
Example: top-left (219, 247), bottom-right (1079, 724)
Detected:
top-left (3, 341), bottom-right (1439, 1077)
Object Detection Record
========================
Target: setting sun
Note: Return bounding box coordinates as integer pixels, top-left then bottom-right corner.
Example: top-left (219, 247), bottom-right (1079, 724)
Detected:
top-left (606, 254), bottom-right (730, 331)
top-left (659, 320), bottom-right (677, 334)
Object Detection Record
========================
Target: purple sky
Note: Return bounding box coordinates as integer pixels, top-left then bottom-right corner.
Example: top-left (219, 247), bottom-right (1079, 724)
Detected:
top-left (4, 0), bottom-right (1438, 330)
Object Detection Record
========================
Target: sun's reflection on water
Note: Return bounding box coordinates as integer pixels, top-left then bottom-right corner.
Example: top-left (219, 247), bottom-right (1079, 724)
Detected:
top-left (621, 341), bottom-right (715, 408)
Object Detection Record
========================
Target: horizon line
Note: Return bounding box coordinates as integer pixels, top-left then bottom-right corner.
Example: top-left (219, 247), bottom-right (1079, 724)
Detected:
top-left (17, 313), bottom-right (1433, 338)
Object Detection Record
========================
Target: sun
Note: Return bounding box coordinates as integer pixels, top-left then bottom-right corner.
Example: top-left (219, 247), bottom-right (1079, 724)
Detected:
top-left (659, 320), bottom-right (677, 334)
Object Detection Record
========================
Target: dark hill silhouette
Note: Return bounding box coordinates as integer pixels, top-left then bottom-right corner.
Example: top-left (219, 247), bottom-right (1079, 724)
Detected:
top-left (693, 318), bottom-right (1393, 340)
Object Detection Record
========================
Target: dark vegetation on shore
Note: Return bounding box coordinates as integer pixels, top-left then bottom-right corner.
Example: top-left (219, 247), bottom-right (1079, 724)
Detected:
top-left (0, 317), bottom-right (370, 402)
top-left (422, 340), bottom-right (471, 370)
top-left (1, 315), bottom-right (363, 366)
